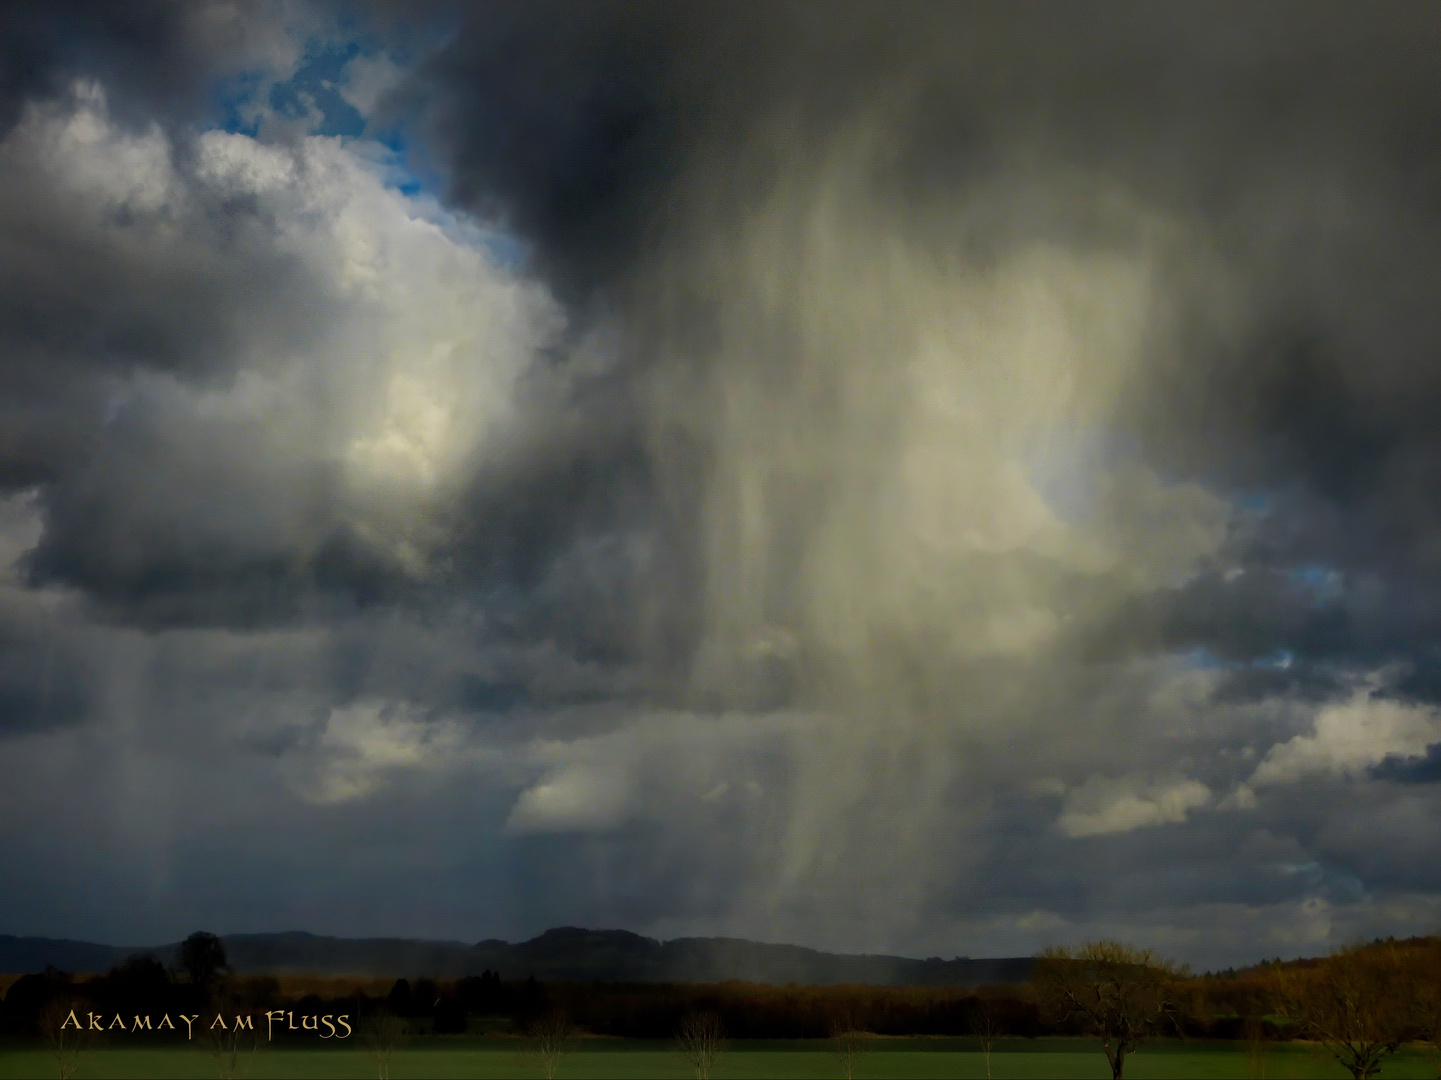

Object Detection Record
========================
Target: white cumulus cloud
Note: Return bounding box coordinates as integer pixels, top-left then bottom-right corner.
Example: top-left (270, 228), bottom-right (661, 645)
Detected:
top-left (283, 699), bottom-right (470, 804)
top-left (1057, 774), bottom-right (1212, 837)
top-left (1247, 685), bottom-right (1441, 788)
top-left (338, 52), bottom-right (406, 117)
top-left (506, 766), bottom-right (635, 834)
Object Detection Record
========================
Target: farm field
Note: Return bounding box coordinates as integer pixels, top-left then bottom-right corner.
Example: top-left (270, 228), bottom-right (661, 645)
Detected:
top-left (2, 1038), bottom-right (1438, 1079)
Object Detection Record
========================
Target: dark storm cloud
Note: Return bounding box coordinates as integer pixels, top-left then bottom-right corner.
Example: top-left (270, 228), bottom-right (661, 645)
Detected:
top-left (416, 4), bottom-right (1441, 271)
top-left (0, 169), bottom-right (329, 383)
top-left (0, 53), bottom-right (583, 629)
top-left (9, 1), bottom-right (1441, 969)
top-left (1371, 744), bottom-right (1441, 785)
top-left (11, 0), bottom-right (1441, 665)
top-left (0, 620), bottom-right (88, 735)
top-left (0, 1), bottom-right (318, 136)
top-left (408, 0), bottom-right (1441, 677)
top-left (19, 399), bottom-right (340, 626)
top-left (0, 2), bottom-right (200, 135)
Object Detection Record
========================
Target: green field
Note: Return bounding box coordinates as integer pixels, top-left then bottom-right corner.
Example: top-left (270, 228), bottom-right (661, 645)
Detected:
top-left (2, 1038), bottom-right (1438, 1079)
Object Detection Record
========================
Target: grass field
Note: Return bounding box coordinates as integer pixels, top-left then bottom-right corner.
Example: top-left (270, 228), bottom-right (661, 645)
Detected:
top-left (2, 1037), bottom-right (1439, 1079)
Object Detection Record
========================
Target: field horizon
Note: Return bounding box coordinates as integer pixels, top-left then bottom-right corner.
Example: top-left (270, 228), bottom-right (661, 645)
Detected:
top-left (4, 1035), bottom-right (1439, 1079)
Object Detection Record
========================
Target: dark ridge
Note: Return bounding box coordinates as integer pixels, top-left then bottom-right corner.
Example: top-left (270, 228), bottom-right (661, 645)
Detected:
top-left (0, 928), bottom-right (1033, 986)
top-left (0, 935), bottom-right (138, 974)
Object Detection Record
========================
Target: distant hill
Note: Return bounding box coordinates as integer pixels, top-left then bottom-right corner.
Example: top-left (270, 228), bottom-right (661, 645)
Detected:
top-left (0, 936), bottom-right (133, 976)
top-left (0, 927), bottom-right (1033, 986)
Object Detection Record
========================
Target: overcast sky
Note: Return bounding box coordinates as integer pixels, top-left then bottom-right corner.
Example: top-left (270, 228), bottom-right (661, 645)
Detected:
top-left (4, 1), bottom-right (1441, 970)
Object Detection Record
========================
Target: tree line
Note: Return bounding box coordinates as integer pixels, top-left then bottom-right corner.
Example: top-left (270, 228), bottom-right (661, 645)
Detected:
top-left (5, 931), bottom-right (1441, 1079)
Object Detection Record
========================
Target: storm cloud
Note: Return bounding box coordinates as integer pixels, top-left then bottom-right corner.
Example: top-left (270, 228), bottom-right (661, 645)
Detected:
top-left (4, 1), bottom-right (1441, 969)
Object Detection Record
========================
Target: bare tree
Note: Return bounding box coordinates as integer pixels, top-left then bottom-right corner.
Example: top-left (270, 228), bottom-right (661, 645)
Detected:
top-left (38, 999), bottom-right (88, 1080)
top-left (1269, 942), bottom-right (1426, 1080)
top-left (676, 1010), bottom-right (728, 1080)
top-left (360, 1010), bottom-right (407, 1080)
top-left (970, 995), bottom-right (1003, 1080)
top-left (828, 1013), bottom-right (875, 1080)
top-left (526, 1009), bottom-right (574, 1080)
top-left (1408, 942), bottom-right (1441, 1077)
top-left (1033, 940), bottom-right (1187, 1080)
top-left (1241, 1017), bottom-right (1270, 1080)
top-left (198, 982), bottom-right (259, 1080)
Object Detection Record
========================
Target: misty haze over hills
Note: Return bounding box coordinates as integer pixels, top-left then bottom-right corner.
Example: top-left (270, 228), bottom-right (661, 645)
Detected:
top-left (0, 927), bottom-right (1032, 987)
